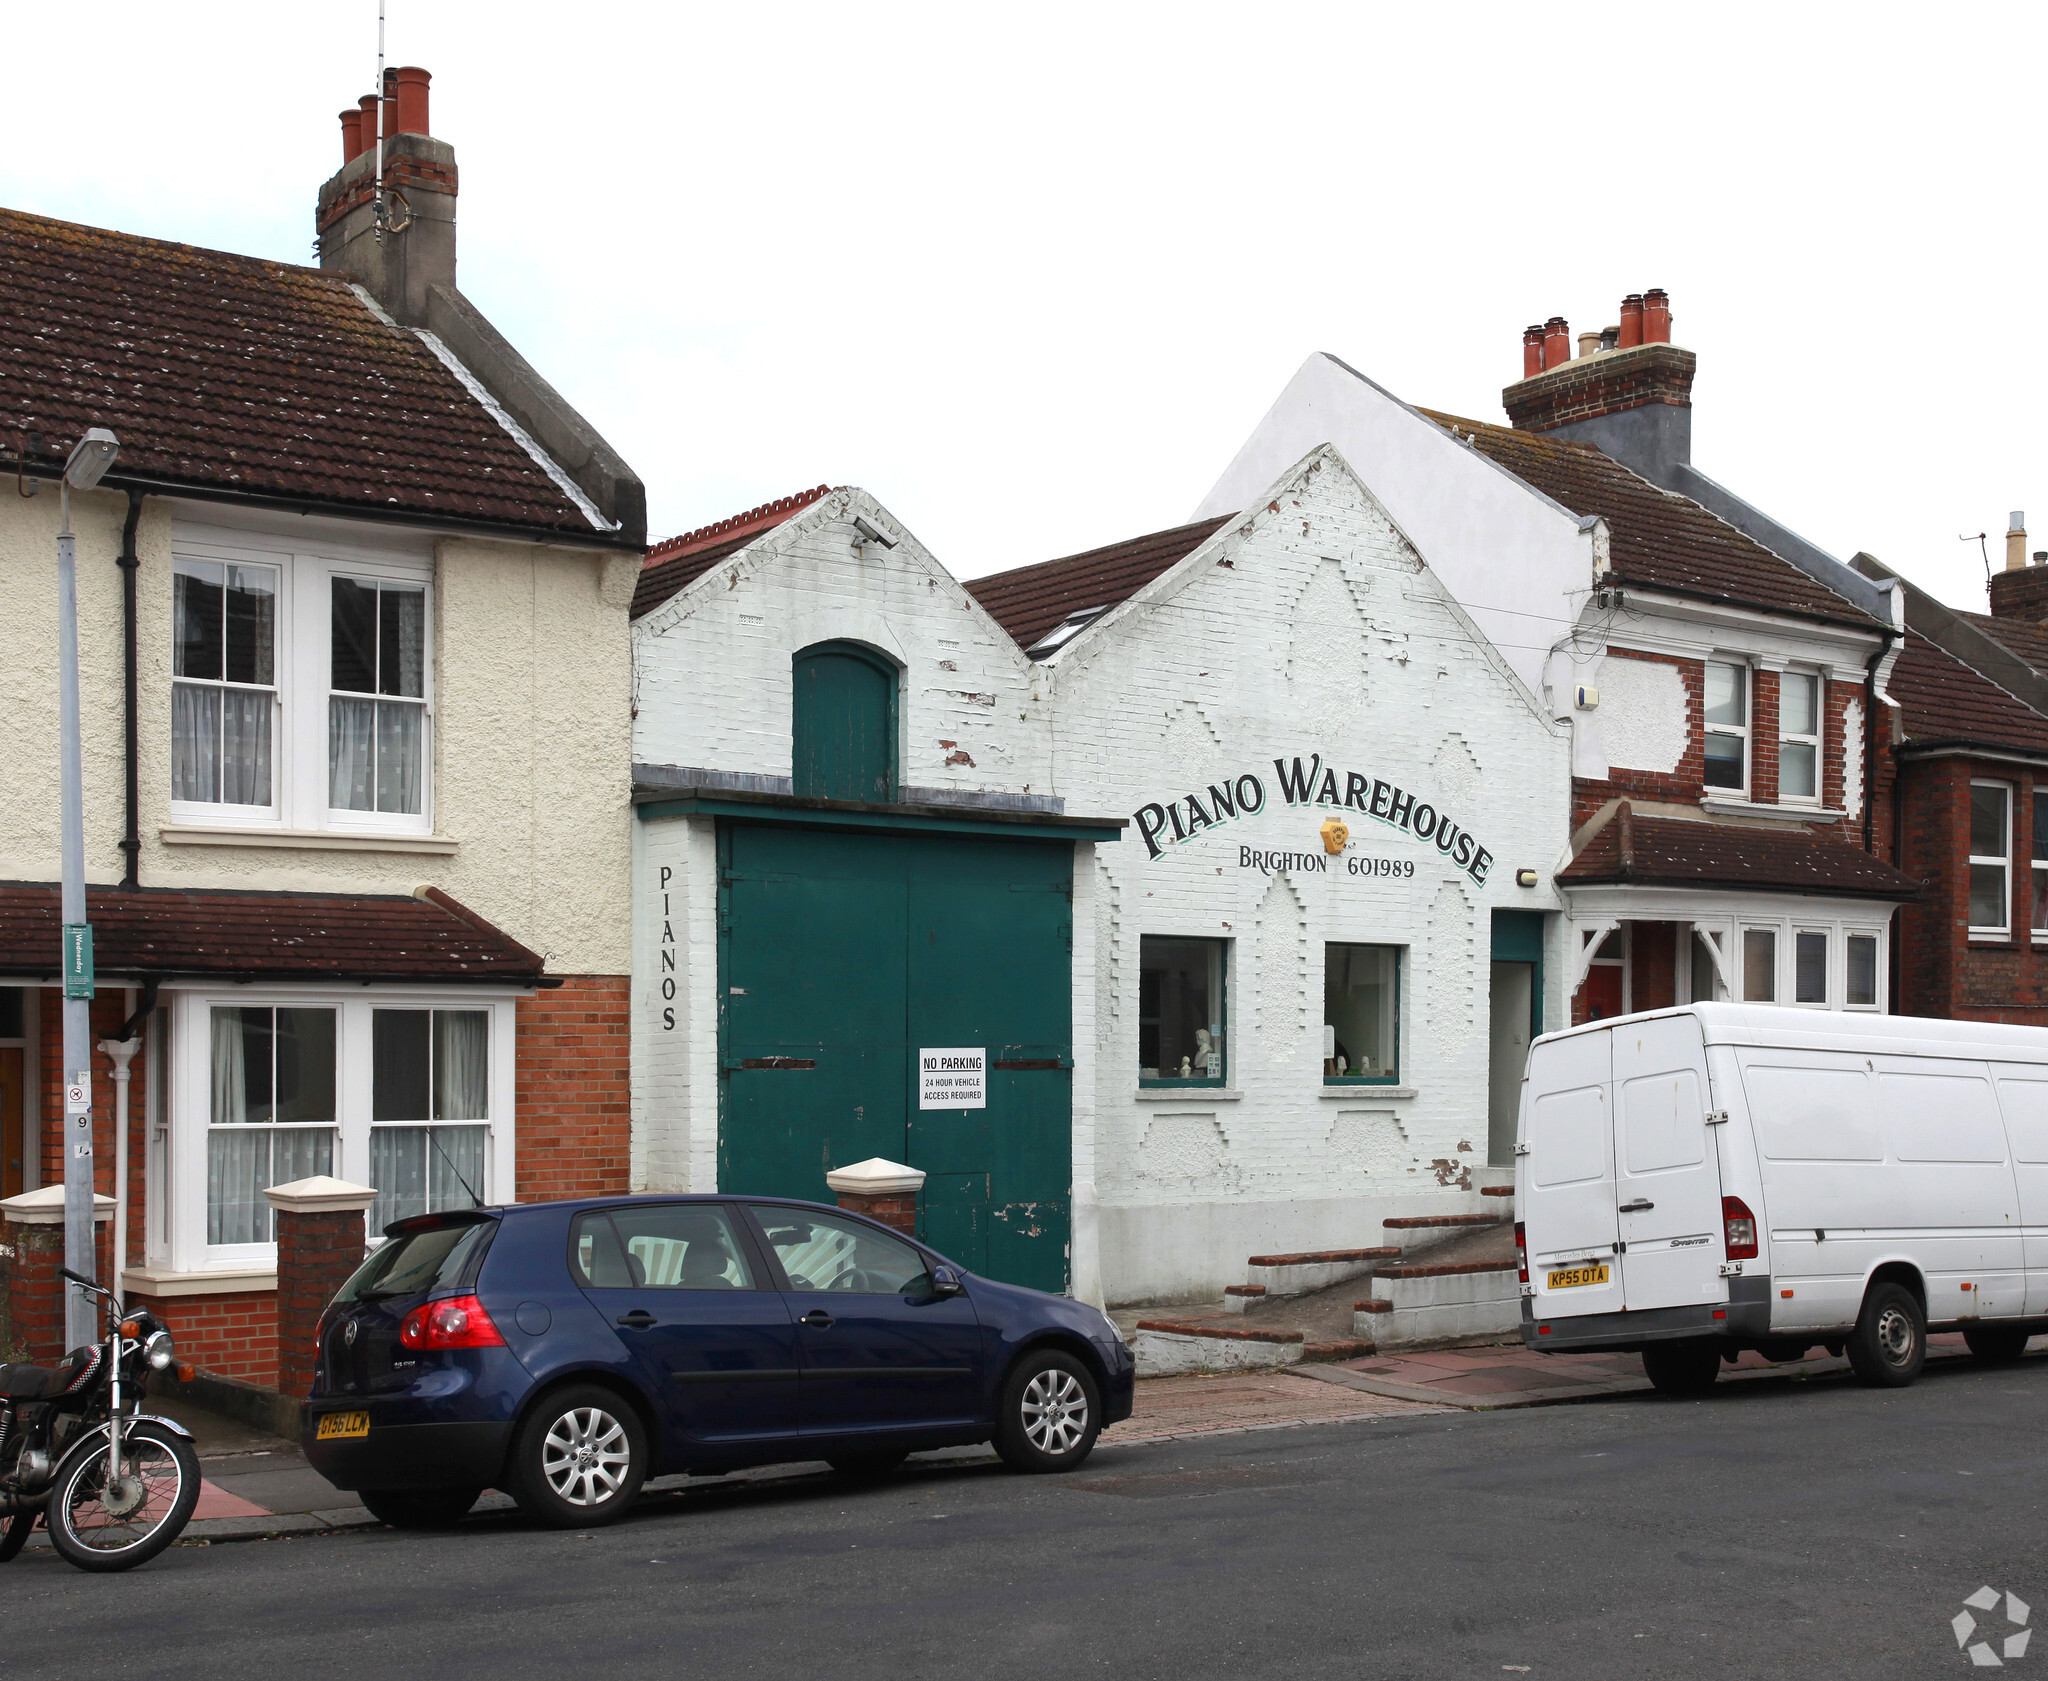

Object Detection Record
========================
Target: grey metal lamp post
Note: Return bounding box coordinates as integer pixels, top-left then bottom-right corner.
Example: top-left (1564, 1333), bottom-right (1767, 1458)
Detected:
top-left (56, 426), bottom-right (120, 1347)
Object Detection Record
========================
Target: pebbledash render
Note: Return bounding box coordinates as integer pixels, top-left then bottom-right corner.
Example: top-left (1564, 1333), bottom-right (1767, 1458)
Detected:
top-left (628, 449), bottom-right (1572, 1308)
top-left (0, 68), bottom-right (643, 1377)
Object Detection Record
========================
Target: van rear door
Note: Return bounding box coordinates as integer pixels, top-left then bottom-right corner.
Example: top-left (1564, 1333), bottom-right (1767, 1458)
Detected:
top-left (1521, 1027), bottom-right (1619, 1320)
top-left (1612, 1013), bottom-right (1724, 1312)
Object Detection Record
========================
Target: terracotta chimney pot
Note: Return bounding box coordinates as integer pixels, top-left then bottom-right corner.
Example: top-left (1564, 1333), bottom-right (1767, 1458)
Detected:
top-left (392, 66), bottom-right (431, 135)
top-left (1522, 325), bottom-right (1545, 379)
top-left (1542, 315), bottom-right (1571, 370)
top-left (339, 108), bottom-right (364, 164)
top-left (358, 93), bottom-right (382, 151)
top-left (1643, 288), bottom-right (1672, 343)
top-left (1618, 294), bottom-right (1644, 348)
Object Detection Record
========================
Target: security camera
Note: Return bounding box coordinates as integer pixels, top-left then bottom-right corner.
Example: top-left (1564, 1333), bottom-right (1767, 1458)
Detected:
top-left (851, 515), bottom-right (897, 550)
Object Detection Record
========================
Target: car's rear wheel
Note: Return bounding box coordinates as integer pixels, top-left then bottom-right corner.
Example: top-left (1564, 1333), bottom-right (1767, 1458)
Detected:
top-left (360, 1486), bottom-right (481, 1529)
top-left (1641, 1339), bottom-right (1723, 1397)
top-left (509, 1386), bottom-right (647, 1529)
top-left (1847, 1281), bottom-right (1926, 1388)
top-left (827, 1451), bottom-right (908, 1479)
top-left (994, 1350), bottom-right (1100, 1473)
top-left (1963, 1325), bottom-right (2032, 1363)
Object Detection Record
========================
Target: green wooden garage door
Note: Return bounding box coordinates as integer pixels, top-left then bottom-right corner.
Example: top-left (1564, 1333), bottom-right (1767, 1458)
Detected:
top-left (717, 821), bottom-right (1073, 1293)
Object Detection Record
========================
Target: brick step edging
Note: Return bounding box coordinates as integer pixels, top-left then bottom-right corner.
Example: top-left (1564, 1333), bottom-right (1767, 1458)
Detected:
top-left (1372, 1259), bottom-right (1519, 1280)
top-left (1133, 1319), bottom-right (1304, 1345)
top-left (1383, 1214), bottom-right (1505, 1230)
top-left (1480, 1185), bottom-right (1515, 1198)
top-left (1246, 1247), bottom-right (1401, 1267)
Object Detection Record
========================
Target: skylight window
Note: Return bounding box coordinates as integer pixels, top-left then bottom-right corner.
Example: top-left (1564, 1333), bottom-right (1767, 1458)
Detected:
top-left (1025, 605), bottom-right (1109, 660)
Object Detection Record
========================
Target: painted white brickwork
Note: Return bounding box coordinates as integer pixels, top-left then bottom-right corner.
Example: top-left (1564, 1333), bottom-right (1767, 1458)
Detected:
top-left (1596, 652), bottom-right (1689, 774)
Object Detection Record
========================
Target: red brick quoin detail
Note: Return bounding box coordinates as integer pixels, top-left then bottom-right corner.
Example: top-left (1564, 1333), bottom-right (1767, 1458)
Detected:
top-left (516, 975), bottom-right (630, 1202)
top-left (275, 1207), bottom-right (370, 1399)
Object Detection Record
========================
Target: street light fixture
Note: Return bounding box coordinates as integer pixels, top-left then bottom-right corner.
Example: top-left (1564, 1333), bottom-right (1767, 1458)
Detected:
top-left (55, 425), bottom-right (119, 1345)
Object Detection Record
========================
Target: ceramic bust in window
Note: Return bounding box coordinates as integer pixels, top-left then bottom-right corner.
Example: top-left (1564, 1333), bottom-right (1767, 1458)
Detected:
top-left (1179, 1055), bottom-right (1191, 1077)
top-left (1196, 1027), bottom-right (1216, 1076)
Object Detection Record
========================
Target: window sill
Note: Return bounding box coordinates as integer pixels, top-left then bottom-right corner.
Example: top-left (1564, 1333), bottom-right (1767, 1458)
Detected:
top-left (120, 1265), bottom-right (276, 1298)
top-left (160, 825), bottom-right (458, 855)
top-left (1321, 1085), bottom-right (1418, 1100)
top-left (1699, 800), bottom-right (1846, 822)
top-left (1134, 1086), bottom-right (1242, 1101)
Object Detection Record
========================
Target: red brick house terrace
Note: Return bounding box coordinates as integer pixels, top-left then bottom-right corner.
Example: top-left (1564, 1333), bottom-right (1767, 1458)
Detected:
top-left (0, 67), bottom-right (643, 1378)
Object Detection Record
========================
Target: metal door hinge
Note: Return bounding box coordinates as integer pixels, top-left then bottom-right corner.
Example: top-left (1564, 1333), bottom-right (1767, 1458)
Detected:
top-left (1513, 1142), bottom-right (1530, 1156)
top-left (1718, 1262), bottom-right (1744, 1277)
top-left (1519, 1284), bottom-right (1536, 1298)
top-left (1705, 1110), bottom-right (1729, 1126)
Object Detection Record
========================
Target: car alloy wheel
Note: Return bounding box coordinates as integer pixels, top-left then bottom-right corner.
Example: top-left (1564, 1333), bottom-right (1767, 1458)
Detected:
top-left (541, 1406), bottom-right (633, 1508)
top-left (1021, 1368), bottom-right (1089, 1455)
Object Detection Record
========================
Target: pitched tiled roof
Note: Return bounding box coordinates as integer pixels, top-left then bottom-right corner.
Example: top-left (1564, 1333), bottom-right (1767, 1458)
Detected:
top-left (0, 206), bottom-right (600, 539)
top-left (0, 883), bottom-right (548, 984)
top-left (964, 516), bottom-right (1232, 651)
top-left (1419, 411), bottom-right (1880, 629)
top-left (1559, 807), bottom-right (1919, 899)
top-left (1887, 630), bottom-right (2048, 754)
top-left (633, 530), bottom-right (766, 620)
top-left (632, 485), bottom-right (840, 620)
top-left (1957, 611), bottom-right (2048, 676)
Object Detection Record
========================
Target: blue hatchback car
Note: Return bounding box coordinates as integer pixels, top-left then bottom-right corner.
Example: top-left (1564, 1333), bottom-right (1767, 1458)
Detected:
top-left (303, 1194), bottom-right (1135, 1528)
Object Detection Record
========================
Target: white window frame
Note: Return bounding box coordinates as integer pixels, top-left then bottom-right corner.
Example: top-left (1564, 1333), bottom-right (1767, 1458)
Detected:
top-left (1843, 927), bottom-right (1883, 1011)
top-left (167, 528), bottom-right (434, 838)
top-left (2032, 787), bottom-right (2048, 944)
top-left (1777, 669), bottom-right (1824, 807)
top-left (165, 985), bottom-right (515, 1275)
top-left (1791, 927), bottom-right (1830, 1007)
top-left (1970, 779), bottom-right (2013, 940)
top-left (1702, 658), bottom-right (1750, 798)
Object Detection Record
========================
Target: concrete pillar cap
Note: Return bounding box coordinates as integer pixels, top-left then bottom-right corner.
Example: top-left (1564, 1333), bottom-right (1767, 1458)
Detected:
top-left (824, 1157), bottom-right (926, 1195)
top-left (264, 1176), bottom-right (379, 1214)
top-left (1, 1184), bottom-right (116, 1225)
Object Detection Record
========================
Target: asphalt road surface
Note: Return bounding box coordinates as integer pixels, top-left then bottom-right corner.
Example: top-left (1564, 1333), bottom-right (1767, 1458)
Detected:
top-left (4, 1357), bottom-right (2044, 1681)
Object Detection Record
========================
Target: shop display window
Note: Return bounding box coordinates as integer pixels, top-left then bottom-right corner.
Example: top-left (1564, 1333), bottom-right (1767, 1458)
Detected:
top-left (1139, 937), bottom-right (1226, 1085)
top-left (1323, 943), bottom-right (1400, 1084)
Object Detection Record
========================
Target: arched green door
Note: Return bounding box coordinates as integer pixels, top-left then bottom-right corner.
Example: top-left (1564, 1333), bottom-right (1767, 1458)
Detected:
top-left (792, 642), bottom-right (897, 803)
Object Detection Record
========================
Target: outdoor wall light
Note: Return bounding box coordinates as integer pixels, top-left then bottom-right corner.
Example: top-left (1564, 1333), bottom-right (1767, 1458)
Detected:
top-left (1516, 868), bottom-right (1540, 888)
top-left (851, 514), bottom-right (897, 550)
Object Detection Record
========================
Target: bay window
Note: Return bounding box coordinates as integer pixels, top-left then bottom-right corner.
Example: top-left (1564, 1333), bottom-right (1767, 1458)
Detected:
top-left (169, 525), bottom-right (432, 834)
top-left (1703, 660), bottom-right (1749, 792)
top-left (174, 990), bottom-right (512, 1271)
top-left (1779, 672), bottom-right (1822, 804)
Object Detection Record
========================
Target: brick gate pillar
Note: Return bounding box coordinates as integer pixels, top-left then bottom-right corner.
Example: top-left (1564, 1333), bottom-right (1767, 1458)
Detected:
top-left (265, 1177), bottom-right (377, 1399)
top-left (824, 1158), bottom-right (927, 1236)
top-left (1, 1185), bottom-right (116, 1363)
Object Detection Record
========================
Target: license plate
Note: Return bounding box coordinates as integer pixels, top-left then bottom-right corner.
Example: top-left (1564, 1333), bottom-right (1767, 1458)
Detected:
top-left (316, 1410), bottom-right (369, 1441)
top-left (1546, 1264), bottom-right (1611, 1290)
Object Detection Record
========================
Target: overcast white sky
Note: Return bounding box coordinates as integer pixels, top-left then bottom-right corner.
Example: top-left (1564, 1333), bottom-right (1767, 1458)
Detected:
top-left (4, 4), bottom-right (2041, 605)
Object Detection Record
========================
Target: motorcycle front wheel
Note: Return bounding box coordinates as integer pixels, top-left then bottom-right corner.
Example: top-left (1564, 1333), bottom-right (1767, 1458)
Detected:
top-left (46, 1422), bottom-right (201, 1572)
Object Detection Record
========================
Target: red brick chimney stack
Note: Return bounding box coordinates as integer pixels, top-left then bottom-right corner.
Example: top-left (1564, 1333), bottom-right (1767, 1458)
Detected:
top-left (1618, 293), bottom-right (1644, 348)
top-left (319, 66), bottom-right (458, 326)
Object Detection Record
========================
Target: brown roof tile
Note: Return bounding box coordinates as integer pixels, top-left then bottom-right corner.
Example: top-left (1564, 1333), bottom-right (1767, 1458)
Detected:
top-left (0, 882), bottom-right (547, 984)
top-left (963, 516), bottom-right (1232, 651)
top-left (1419, 411), bottom-right (1880, 629)
top-left (632, 529), bottom-right (765, 620)
top-left (1887, 630), bottom-right (2048, 754)
top-left (1559, 807), bottom-right (1919, 899)
top-left (0, 206), bottom-right (598, 538)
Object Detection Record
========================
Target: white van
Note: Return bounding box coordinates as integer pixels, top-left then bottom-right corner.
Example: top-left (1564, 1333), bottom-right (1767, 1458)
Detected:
top-left (1515, 1003), bottom-right (2048, 1394)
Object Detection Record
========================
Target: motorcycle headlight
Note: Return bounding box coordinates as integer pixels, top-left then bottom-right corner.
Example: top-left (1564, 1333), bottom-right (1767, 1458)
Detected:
top-left (144, 1328), bottom-right (176, 1371)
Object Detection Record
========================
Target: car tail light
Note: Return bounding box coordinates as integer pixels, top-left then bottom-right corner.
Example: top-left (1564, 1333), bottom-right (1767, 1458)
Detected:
top-left (1722, 1196), bottom-right (1758, 1261)
top-left (399, 1294), bottom-right (506, 1351)
top-left (1514, 1221), bottom-right (1529, 1285)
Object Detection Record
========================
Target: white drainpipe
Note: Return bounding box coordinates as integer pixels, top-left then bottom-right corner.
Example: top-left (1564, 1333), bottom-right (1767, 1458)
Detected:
top-left (99, 1033), bottom-right (141, 1290)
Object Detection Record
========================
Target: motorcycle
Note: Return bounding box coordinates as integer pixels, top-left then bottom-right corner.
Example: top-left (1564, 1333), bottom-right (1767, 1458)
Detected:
top-left (0, 1266), bottom-right (201, 1571)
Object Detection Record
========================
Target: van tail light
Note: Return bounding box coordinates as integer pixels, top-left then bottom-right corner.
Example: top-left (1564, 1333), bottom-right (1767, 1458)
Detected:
top-left (399, 1294), bottom-right (507, 1351)
top-left (1722, 1196), bottom-right (1759, 1261)
top-left (1514, 1221), bottom-right (1529, 1284)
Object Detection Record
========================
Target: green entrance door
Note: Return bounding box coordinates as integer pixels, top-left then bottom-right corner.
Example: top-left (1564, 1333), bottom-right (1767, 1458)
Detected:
top-left (718, 822), bottom-right (1073, 1293)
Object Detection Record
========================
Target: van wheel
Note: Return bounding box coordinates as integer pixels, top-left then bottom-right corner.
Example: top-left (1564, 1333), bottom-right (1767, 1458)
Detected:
top-left (1641, 1339), bottom-right (1722, 1396)
top-left (1847, 1282), bottom-right (1925, 1387)
top-left (1962, 1326), bottom-right (2031, 1363)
